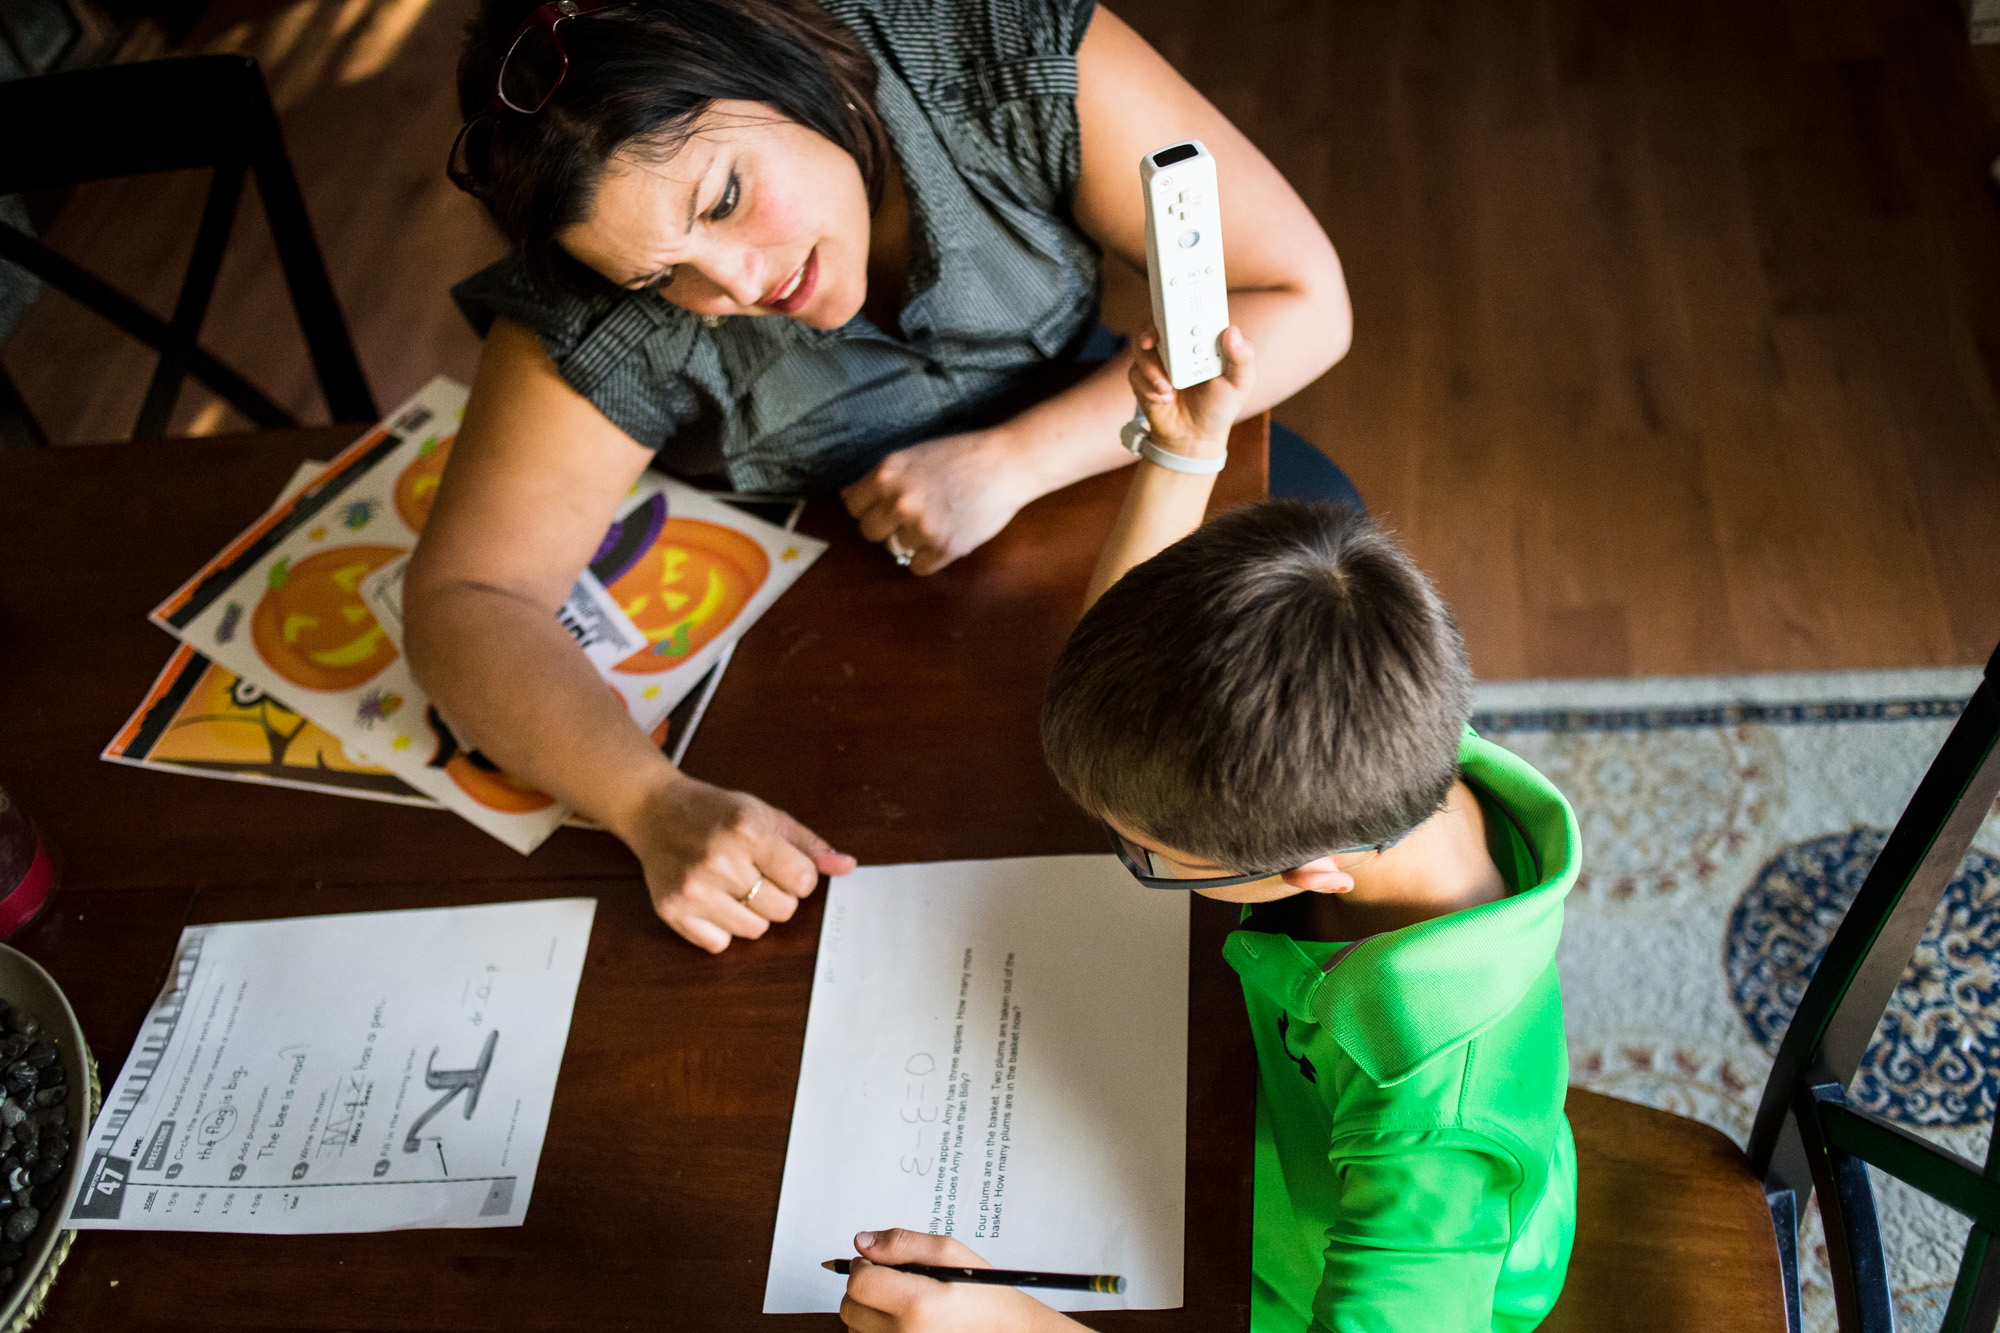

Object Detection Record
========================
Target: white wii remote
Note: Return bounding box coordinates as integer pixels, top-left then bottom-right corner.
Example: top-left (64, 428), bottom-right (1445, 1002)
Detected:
top-left (1141, 139), bottom-right (1228, 389)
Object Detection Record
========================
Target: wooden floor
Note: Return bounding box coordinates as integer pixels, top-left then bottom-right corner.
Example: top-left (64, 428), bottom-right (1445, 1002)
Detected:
top-left (5, 0), bottom-right (1998, 679)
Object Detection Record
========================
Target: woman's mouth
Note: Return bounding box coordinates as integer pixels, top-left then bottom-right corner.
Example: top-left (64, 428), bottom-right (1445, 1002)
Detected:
top-left (763, 248), bottom-right (818, 313)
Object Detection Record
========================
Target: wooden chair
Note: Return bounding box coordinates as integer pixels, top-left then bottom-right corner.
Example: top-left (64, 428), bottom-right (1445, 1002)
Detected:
top-left (1547, 641), bottom-right (2000, 1332)
top-left (0, 54), bottom-right (376, 446)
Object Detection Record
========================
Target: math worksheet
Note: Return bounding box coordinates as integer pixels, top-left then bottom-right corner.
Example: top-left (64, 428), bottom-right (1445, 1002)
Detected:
top-left (68, 899), bottom-right (595, 1234)
top-left (764, 857), bottom-right (1189, 1314)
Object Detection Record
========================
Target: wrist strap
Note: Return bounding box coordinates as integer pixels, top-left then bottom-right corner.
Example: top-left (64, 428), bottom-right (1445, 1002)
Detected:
top-left (1122, 403), bottom-right (1227, 475)
top-left (1139, 439), bottom-right (1227, 475)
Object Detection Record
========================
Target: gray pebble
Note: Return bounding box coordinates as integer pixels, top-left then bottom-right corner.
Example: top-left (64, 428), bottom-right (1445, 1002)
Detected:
top-left (23, 1045), bottom-right (53, 1071)
top-left (7, 1011), bottom-right (39, 1039)
top-left (31, 1088), bottom-right (63, 1109)
top-left (27, 1160), bottom-right (58, 1187)
top-left (4, 1207), bottom-right (38, 1243)
top-left (1, 1104), bottom-right (23, 1130)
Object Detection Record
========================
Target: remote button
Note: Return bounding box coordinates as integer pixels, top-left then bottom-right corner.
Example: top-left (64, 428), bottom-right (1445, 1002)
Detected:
top-left (1177, 229), bottom-right (1200, 249)
top-left (1186, 188), bottom-right (1207, 205)
top-left (1157, 174), bottom-right (1175, 191)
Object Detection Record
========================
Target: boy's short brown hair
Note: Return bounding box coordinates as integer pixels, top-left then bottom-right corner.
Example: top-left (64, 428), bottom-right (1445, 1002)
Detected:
top-left (1041, 500), bottom-right (1472, 871)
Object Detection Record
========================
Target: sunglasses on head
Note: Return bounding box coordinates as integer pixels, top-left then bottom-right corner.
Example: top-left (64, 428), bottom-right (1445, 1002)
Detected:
top-left (448, 0), bottom-right (634, 197)
top-left (1102, 823), bottom-right (1410, 892)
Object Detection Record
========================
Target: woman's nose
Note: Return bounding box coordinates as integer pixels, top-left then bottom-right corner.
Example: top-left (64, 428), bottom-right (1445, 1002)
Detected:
top-left (708, 248), bottom-right (764, 308)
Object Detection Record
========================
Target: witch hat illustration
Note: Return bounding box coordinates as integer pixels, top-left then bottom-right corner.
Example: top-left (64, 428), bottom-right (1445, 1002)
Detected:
top-left (589, 493), bottom-right (667, 586)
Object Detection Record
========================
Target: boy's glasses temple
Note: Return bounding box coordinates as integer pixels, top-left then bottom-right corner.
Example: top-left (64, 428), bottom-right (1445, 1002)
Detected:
top-left (447, 0), bottom-right (634, 198)
top-left (1103, 824), bottom-right (1412, 891)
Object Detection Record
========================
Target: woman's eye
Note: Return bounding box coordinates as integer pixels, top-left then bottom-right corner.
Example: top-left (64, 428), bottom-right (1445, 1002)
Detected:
top-left (634, 268), bottom-right (675, 292)
top-left (709, 173), bottom-right (740, 222)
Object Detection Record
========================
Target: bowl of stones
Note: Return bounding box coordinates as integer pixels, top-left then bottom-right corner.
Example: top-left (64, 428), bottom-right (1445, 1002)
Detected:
top-left (0, 944), bottom-right (93, 1332)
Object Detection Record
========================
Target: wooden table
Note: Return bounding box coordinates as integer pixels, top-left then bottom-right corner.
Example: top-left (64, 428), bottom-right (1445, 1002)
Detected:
top-left (0, 417), bottom-right (1268, 1330)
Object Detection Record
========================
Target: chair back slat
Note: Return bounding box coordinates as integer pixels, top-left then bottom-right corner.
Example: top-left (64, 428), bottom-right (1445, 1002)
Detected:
top-left (1940, 1228), bottom-right (2000, 1333)
top-left (0, 54), bottom-right (377, 438)
top-left (1748, 645), bottom-right (2000, 1333)
top-left (0, 223), bottom-right (295, 428)
top-left (1796, 1067), bottom-right (1897, 1332)
top-left (1819, 1103), bottom-right (2000, 1229)
top-left (1752, 657), bottom-right (2000, 1178)
top-left (0, 55), bottom-right (282, 194)
top-left (134, 160), bottom-right (247, 439)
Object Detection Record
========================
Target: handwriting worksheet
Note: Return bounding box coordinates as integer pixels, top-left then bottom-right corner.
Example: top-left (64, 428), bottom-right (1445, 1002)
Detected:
top-left (765, 856), bottom-right (1189, 1314)
top-left (69, 899), bottom-right (595, 1233)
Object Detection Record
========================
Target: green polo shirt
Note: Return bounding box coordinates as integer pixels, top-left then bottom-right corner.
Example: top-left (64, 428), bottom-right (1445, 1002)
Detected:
top-left (1222, 733), bottom-right (1580, 1333)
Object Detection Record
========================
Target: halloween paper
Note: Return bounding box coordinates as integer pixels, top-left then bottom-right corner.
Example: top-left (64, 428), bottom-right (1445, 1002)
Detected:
top-left (150, 378), bottom-right (826, 852)
top-left (103, 641), bottom-right (729, 813)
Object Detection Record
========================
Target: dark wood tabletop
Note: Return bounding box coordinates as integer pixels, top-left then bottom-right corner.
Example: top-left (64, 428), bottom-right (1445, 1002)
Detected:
top-left (0, 417), bottom-right (1267, 1331)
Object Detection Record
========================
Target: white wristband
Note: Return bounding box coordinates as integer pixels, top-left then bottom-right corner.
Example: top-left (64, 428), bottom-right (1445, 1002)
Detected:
top-left (1138, 439), bottom-right (1227, 474)
top-left (1121, 406), bottom-right (1226, 475)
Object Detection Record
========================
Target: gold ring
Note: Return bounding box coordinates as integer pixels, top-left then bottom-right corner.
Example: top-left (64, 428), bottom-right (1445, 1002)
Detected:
top-left (739, 877), bottom-right (763, 905)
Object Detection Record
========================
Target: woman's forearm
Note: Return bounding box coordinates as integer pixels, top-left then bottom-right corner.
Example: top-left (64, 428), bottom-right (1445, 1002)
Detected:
top-left (403, 579), bottom-right (677, 842)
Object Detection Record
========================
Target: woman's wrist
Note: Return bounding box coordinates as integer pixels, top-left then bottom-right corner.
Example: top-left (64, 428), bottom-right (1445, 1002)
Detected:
top-left (600, 759), bottom-right (694, 848)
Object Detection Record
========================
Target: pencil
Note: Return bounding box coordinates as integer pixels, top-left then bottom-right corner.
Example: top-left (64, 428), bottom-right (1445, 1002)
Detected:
top-left (821, 1259), bottom-right (1126, 1294)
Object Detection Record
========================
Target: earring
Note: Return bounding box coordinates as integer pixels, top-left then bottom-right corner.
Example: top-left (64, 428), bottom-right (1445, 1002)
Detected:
top-left (700, 314), bottom-right (722, 329)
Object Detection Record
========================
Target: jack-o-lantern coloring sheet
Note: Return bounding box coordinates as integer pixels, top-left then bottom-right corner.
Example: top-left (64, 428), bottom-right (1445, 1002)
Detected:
top-left (150, 377), bottom-right (827, 852)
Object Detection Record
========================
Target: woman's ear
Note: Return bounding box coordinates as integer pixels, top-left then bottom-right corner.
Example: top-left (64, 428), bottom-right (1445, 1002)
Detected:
top-left (1281, 859), bottom-right (1354, 896)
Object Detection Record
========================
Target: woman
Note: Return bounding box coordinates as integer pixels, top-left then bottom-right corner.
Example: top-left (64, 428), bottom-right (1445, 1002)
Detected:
top-left (405, 0), bottom-right (1353, 952)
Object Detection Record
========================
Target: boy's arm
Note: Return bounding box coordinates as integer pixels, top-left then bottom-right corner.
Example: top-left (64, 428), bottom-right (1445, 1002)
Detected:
top-left (1309, 1137), bottom-right (1523, 1333)
top-left (1081, 327), bottom-right (1257, 612)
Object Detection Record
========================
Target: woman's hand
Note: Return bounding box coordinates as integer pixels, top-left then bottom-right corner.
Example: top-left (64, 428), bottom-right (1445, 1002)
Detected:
top-left (840, 428), bottom-right (1035, 575)
top-left (611, 773), bottom-right (856, 953)
top-left (838, 1230), bottom-right (1082, 1333)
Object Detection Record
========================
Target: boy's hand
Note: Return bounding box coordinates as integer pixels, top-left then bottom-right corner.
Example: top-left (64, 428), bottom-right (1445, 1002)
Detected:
top-left (1128, 325), bottom-right (1257, 460)
top-left (838, 1229), bottom-right (1081, 1333)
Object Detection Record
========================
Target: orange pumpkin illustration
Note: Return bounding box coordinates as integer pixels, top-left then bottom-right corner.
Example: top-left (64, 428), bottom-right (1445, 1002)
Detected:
top-left (394, 433), bottom-right (455, 532)
top-left (604, 519), bottom-right (768, 675)
top-left (422, 705), bottom-right (555, 814)
top-left (250, 545), bottom-right (404, 692)
top-left (444, 756), bottom-right (556, 814)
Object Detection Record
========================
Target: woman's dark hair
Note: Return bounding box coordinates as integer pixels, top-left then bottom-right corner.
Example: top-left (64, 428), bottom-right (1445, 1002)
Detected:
top-left (458, 0), bottom-right (890, 291)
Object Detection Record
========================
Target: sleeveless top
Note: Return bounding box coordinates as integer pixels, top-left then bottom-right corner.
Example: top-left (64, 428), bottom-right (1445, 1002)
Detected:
top-left (450, 0), bottom-right (1103, 493)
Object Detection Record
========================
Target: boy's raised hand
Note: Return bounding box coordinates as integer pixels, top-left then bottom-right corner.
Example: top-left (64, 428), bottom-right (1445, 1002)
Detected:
top-left (837, 1229), bottom-right (1082, 1333)
top-left (1128, 324), bottom-right (1257, 460)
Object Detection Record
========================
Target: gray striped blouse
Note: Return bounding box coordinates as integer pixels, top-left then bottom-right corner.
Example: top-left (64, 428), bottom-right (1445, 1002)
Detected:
top-left (451, 0), bottom-right (1103, 493)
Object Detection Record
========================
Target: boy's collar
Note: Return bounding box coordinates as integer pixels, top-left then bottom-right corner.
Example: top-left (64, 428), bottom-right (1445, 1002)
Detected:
top-left (1223, 732), bottom-right (1580, 1085)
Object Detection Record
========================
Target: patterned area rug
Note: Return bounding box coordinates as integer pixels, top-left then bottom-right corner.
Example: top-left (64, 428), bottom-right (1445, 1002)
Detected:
top-left (1473, 668), bottom-right (2000, 1333)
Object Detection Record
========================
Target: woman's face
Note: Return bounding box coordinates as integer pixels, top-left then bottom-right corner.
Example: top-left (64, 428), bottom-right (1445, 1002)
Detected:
top-left (557, 100), bottom-right (872, 330)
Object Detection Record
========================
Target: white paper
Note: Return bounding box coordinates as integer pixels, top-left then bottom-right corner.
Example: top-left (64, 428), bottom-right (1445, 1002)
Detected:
top-left (555, 568), bottom-right (650, 671)
top-left (69, 899), bottom-right (596, 1233)
top-left (764, 856), bottom-right (1188, 1314)
top-left (150, 378), bottom-right (828, 852)
top-left (356, 554), bottom-right (408, 640)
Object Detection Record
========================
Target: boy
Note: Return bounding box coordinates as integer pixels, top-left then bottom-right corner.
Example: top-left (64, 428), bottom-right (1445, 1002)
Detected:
top-left (839, 327), bottom-right (1579, 1333)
